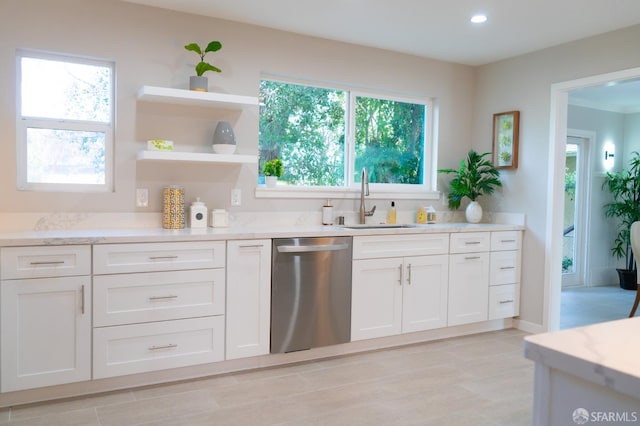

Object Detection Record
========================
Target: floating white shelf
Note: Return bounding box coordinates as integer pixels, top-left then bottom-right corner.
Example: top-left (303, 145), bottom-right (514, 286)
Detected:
top-left (137, 150), bottom-right (258, 165)
top-left (137, 86), bottom-right (259, 109)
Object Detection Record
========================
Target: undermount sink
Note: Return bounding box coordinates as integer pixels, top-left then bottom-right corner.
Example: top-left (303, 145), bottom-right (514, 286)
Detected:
top-left (340, 224), bottom-right (417, 229)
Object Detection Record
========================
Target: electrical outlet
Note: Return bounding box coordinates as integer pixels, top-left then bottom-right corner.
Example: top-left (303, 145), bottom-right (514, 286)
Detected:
top-left (231, 189), bottom-right (241, 206)
top-left (136, 188), bottom-right (149, 207)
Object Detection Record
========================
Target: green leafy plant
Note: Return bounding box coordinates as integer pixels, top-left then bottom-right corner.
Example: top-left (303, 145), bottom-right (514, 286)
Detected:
top-left (602, 151), bottom-right (640, 272)
top-left (263, 158), bottom-right (283, 177)
top-left (184, 41), bottom-right (222, 76)
top-left (438, 150), bottom-right (502, 209)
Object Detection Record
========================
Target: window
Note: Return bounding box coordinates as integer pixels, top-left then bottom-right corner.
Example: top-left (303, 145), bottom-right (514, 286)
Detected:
top-left (259, 79), bottom-right (433, 193)
top-left (17, 50), bottom-right (114, 192)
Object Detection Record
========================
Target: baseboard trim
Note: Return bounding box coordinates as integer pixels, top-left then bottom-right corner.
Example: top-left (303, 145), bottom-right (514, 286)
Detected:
top-left (514, 318), bottom-right (546, 334)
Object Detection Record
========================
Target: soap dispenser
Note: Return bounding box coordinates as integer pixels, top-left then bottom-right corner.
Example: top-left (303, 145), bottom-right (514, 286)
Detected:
top-left (387, 201), bottom-right (397, 224)
top-left (189, 197), bottom-right (208, 229)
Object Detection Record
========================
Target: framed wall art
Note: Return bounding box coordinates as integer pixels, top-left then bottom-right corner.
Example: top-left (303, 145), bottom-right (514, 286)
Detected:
top-left (493, 110), bottom-right (520, 169)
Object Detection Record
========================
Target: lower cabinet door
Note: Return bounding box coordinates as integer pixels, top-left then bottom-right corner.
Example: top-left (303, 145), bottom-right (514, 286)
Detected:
top-left (225, 240), bottom-right (271, 360)
top-left (448, 252), bottom-right (490, 326)
top-left (93, 316), bottom-right (224, 379)
top-left (351, 258), bottom-right (403, 341)
top-left (402, 255), bottom-right (449, 333)
top-left (1, 276), bottom-right (92, 392)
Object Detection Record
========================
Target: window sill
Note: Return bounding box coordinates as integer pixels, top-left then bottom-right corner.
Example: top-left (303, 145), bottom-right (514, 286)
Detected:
top-left (255, 185), bottom-right (441, 201)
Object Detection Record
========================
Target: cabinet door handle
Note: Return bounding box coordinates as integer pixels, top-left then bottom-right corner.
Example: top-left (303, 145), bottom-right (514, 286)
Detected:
top-left (238, 244), bottom-right (264, 248)
top-left (499, 299), bottom-right (514, 304)
top-left (81, 285), bottom-right (85, 314)
top-left (148, 344), bottom-right (178, 351)
top-left (148, 295), bottom-right (178, 301)
top-left (499, 266), bottom-right (515, 270)
top-left (148, 255), bottom-right (179, 260)
top-left (465, 256), bottom-right (480, 260)
top-left (398, 264), bottom-right (403, 285)
top-left (406, 263), bottom-right (412, 285)
top-left (29, 260), bottom-right (65, 265)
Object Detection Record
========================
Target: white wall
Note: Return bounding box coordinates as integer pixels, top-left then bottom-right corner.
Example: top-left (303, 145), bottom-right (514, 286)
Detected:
top-left (0, 0), bottom-right (474, 216)
top-left (475, 25), bottom-right (640, 326)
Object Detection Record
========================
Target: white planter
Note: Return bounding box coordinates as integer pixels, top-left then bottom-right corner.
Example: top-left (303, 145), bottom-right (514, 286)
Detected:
top-left (465, 201), bottom-right (483, 223)
top-left (189, 76), bottom-right (208, 92)
top-left (265, 176), bottom-right (278, 188)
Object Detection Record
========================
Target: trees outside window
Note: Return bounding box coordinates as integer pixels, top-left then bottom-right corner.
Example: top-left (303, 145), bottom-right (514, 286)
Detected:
top-left (17, 51), bottom-right (114, 192)
top-left (259, 80), bottom-right (431, 190)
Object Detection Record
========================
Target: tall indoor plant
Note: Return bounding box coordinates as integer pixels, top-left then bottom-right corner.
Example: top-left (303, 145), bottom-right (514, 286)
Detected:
top-left (602, 151), bottom-right (640, 289)
top-left (438, 150), bottom-right (502, 223)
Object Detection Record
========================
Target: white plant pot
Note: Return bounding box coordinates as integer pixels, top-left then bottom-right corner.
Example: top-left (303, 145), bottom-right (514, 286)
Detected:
top-left (265, 176), bottom-right (278, 188)
top-left (189, 76), bottom-right (208, 92)
top-left (465, 201), bottom-right (483, 223)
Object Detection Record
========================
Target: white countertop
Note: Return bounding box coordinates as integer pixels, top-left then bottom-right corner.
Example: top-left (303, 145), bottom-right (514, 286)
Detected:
top-left (524, 317), bottom-right (640, 400)
top-left (0, 222), bottom-right (524, 246)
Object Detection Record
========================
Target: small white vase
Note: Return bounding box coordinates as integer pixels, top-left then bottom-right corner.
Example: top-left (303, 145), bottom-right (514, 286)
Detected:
top-left (265, 176), bottom-right (278, 188)
top-left (465, 201), bottom-right (483, 223)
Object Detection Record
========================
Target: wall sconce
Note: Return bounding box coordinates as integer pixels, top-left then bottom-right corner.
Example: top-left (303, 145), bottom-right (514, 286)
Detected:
top-left (603, 142), bottom-right (615, 170)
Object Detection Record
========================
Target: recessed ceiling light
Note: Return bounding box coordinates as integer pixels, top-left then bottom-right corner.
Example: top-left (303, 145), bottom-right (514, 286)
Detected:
top-left (470, 14), bottom-right (487, 24)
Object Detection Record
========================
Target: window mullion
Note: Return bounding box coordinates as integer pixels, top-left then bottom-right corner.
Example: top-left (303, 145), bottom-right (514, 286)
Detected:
top-left (346, 91), bottom-right (356, 187)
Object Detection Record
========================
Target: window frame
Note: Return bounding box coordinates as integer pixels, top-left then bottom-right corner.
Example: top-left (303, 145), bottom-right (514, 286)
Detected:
top-left (16, 50), bottom-right (115, 192)
top-left (257, 77), bottom-right (438, 200)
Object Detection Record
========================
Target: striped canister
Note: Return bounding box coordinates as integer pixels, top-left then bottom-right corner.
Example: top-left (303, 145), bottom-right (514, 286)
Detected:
top-left (162, 185), bottom-right (185, 229)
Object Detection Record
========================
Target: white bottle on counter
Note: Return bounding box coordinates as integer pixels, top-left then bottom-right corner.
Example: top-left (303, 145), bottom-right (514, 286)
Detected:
top-left (189, 198), bottom-right (208, 229)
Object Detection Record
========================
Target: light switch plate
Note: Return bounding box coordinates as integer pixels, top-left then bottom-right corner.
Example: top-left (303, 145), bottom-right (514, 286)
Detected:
top-left (136, 188), bottom-right (149, 207)
top-left (231, 189), bottom-right (241, 206)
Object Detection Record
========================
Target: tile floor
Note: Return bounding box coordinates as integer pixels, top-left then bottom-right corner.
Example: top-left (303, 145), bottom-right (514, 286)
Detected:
top-left (1, 285), bottom-right (635, 426)
top-left (560, 285), bottom-right (637, 329)
top-left (0, 329), bottom-right (533, 426)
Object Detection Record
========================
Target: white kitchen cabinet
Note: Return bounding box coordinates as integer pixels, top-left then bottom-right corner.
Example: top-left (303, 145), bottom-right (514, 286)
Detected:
top-left (0, 245), bottom-right (92, 392)
top-left (488, 231), bottom-right (522, 320)
top-left (92, 241), bottom-right (226, 378)
top-left (351, 235), bottom-right (449, 341)
top-left (448, 234), bottom-right (490, 326)
top-left (225, 239), bottom-right (271, 360)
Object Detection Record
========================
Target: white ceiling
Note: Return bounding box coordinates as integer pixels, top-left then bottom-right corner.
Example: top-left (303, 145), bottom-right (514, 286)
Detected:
top-left (124, 0), bottom-right (640, 111)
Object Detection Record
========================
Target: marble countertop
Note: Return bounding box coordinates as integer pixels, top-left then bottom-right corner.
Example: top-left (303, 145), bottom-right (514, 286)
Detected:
top-left (0, 222), bottom-right (524, 246)
top-left (524, 317), bottom-right (640, 399)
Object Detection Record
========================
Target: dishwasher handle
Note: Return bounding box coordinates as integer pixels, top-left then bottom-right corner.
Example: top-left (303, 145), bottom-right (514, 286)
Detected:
top-left (277, 243), bottom-right (349, 253)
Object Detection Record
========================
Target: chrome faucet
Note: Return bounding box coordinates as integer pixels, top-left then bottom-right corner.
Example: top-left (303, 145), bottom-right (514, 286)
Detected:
top-left (359, 168), bottom-right (376, 224)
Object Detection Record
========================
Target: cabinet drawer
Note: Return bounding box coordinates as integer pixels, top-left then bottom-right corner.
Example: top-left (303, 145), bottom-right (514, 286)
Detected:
top-left (491, 231), bottom-right (522, 251)
top-left (449, 232), bottom-right (490, 254)
top-left (490, 250), bottom-right (521, 286)
top-left (93, 269), bottom-right (225, 327)
top-left (489, 284), bottom-right (520, 319)
top-left (93, 241), bottom-right (225, 274)
top-left (1, 245), bottom-right (90, 279)
top-left (93, 316), bottom-right (224, 379)
top-left (353, 234), bottom-right (449, 259)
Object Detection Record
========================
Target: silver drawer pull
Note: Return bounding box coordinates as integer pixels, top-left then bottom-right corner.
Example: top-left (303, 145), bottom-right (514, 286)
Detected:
top-left (148, 256), bottom-right (179, 260)
top-left (465, 256), bottom-right (480, 260)
top-left (29, 261), bottom-right (65, 265)
top-left (464, 241), bottom-right (481, 245)
top-left (148, 295), bottom-right (178, 301)
top-left (239, 244), bottom-right (264, 248)
top-left (148, 344), bottom-right (178, 351)
top-left (499, 299), bottom-right (514, 304)
top-left (499, 266), bottom-right (515, 270)
top-left (81, 285), bottom-right (85, 314)
top-left (501, 239), bottom-right (516, 243)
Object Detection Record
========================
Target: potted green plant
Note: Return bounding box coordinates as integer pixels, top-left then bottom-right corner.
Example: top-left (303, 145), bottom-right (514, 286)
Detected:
top-left (438, 150), bottom-right (502, 223)
top-left (263, 158), bottom-right (283, 188)
top-left (602, 151), bottom-right (640, 290)
top-left (184, 41), bottom-right (222, 92)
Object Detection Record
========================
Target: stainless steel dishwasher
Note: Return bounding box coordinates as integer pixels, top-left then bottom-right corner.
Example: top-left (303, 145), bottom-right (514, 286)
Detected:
top-left (271, 236), bottom-right (352, 353)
